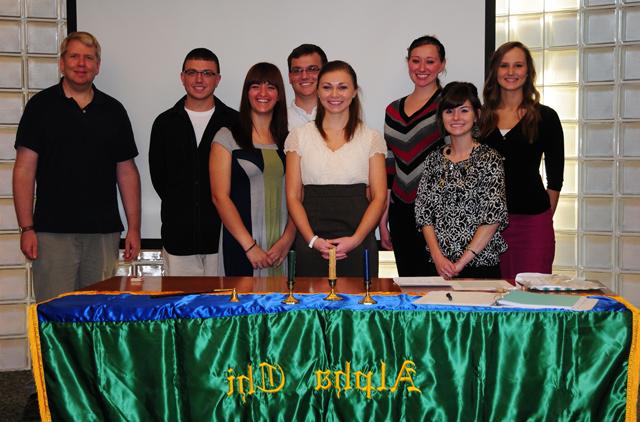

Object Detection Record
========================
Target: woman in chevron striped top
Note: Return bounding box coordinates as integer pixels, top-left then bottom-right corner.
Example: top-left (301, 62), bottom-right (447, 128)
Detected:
top-left (380, 35), bottom-right (447, 276)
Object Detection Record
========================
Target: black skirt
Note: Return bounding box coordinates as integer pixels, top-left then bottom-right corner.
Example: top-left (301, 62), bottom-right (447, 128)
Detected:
top-left (295, 184), bottom-right (378, 277)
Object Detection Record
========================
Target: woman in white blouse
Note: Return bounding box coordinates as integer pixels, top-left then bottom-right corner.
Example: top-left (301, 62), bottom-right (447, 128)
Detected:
top-left (285, 60), bottom-right (387, 277)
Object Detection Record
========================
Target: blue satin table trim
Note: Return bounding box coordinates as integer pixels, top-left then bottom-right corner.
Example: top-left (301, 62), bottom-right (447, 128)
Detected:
top-left (37, 293), bottom-right (624, 324)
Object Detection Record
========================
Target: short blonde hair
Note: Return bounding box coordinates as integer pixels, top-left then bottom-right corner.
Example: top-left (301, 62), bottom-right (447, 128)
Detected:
top-left (60, 31), bottom-right (101, 61)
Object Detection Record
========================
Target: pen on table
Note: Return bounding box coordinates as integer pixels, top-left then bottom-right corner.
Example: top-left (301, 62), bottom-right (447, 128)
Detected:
top-left (446, 292), bottom-right (453, 302)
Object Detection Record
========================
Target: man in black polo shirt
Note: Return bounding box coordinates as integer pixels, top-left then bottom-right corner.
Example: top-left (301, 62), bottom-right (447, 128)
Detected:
top-left (149, 48), bottom-right (238, 275)
top-left (12, 31), bottom-right (141, 301)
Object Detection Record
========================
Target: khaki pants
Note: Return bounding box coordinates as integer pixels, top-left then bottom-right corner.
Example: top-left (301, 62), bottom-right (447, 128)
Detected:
top-left (162, 248), bottom-right (219, 276)
top-left (31, 232), bottom-right (120, 301)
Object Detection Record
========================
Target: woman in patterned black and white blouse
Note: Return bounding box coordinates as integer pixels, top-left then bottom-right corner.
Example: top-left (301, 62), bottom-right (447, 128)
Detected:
top-left (415, 82), bottom-right (508, 279)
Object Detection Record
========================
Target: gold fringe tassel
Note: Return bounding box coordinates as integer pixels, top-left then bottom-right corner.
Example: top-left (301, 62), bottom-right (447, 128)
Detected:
top-left (27, 304), bottom-right (51, 422)
top-left (610, 296), bottom-right (639, 422)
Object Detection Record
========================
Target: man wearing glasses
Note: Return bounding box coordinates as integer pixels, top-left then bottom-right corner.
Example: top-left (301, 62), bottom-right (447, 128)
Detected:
top-left (149, 48), bottom-right (238, 275)
top-left (286, 44), bottom-right (328, 130)
top-left (13, 32), bottom-right (141, 301)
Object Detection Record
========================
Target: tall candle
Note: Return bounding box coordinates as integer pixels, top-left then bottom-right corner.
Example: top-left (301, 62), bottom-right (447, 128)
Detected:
top-left (363, 249), bottom-right (370, 283)
top-left (329, 248), bottom-right (336, 280)
top-left (287, 250), bottom-right (295, 283)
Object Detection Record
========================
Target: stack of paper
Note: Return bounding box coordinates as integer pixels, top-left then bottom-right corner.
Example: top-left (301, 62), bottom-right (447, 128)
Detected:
top-left (497, 291), bottom-right (597, 311)
top-left (393, 277), bottom-right (452, 287)
top-left (450, 280), bottom-right (516, 291)
top-left (413, 291), bottom-right (500, 306)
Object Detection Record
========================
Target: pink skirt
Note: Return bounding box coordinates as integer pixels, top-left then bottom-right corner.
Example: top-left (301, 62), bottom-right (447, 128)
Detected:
top-left (499, 208), bottom-right (555, 280)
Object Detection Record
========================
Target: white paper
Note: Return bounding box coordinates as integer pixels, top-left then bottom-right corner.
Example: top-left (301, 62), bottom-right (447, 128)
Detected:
top-left (413, 291), bottom-right (500, 306)
top-left (572, 297), bottom-right (598, 311)
top-left (449, 280), bottom-right (516, 291)
top-left (393, 277), bottom-right (452, 287)
top-left (497, 293), bottom-right (598, 311)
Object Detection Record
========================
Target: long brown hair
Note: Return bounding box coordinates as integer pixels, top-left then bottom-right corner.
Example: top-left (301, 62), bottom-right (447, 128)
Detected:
top-left (314, 60), bottom-right (362, 141)
top-left (234, 62), bottom-right (288, 150)
top-left (480, 41), bottom-right (540, 142)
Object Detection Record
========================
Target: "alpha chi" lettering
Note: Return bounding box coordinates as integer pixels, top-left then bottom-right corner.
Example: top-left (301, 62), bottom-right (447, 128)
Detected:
top-left (226, 360), bottom-right (422, 402)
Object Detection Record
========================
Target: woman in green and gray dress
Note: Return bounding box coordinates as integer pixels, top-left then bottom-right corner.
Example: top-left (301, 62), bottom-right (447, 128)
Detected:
top-left (210, 63), bottom-right (295, 276)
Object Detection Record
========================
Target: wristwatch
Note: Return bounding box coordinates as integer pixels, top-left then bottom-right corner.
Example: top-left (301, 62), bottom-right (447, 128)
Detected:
top-left (19, 225), bottom-right (34, 234)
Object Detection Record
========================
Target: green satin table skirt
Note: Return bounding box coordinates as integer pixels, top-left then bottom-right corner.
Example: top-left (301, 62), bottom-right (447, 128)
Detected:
top-left (28, 292), bottom-right (639, 421)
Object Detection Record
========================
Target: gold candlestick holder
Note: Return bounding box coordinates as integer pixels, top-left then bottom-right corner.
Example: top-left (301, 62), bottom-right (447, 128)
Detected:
top-left (324, 278), bottom-right (342, 301)
top-left (282, 279), bottom-right (299, 305)
top-left (283, 290), bottom-right (300, 304)
top-left (359, 283), bottom-right (377, 305)
top-left (282, 250), bottom-right (299, 304)
top-left (358, 248), bottom-right (376, 304)
top-left (213, 288), bottom-right (240, 303)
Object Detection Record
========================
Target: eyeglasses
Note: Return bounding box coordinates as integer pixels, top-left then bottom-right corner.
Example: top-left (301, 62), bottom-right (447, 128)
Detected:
top-left (183, 69), bottom-right (218, 78)
top-left (290, 65), bottom-right (321, 75)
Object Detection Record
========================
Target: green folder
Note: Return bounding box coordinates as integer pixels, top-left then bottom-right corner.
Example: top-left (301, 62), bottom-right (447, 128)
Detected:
top-left (497, 291), bottom-right (583, 309)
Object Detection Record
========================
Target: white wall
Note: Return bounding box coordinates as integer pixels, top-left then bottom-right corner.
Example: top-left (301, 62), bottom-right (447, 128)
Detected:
top-left (77, 0), bottom-right (486, 239)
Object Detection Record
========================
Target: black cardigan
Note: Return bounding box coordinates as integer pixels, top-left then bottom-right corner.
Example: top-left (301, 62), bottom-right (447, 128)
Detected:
top-left (149, 96), bottom-right (238, 255)
top-left (483, 104), bottom-right (564, 215)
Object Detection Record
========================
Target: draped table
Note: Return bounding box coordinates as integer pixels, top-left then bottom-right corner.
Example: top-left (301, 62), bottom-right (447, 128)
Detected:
top-left (28, 276), bottom-right (639, 421)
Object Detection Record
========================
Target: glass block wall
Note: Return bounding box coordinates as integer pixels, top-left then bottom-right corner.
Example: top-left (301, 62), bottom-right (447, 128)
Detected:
top-left (496, 0), bottom-right (640, 304)
top-left (0, 0), bottom-right (66, 371)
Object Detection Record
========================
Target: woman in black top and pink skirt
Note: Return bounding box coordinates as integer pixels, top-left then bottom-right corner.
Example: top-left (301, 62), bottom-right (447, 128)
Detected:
top-left (480, 42), bottom-right (564, 279)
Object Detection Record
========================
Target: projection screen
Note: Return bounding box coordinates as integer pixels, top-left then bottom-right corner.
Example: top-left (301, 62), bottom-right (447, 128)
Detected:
top-left (75, 0), bottom-right (489, 241)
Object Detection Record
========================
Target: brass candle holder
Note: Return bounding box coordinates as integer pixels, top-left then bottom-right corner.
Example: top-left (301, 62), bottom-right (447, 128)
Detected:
top-left (359, 248), bottom-right (377, 305)
top-left (325, 278), bottom-right (342, 301)
top-left (283, 290), bottom-right (300, 304)
top-left (213, 288), bottom-right (240, 303)
top-left (359, 284), bottom-right (377, 305)
top-left (324, 247), bottom-right (343, 301)
top-left (283, 250), bottom-right (299, 305)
